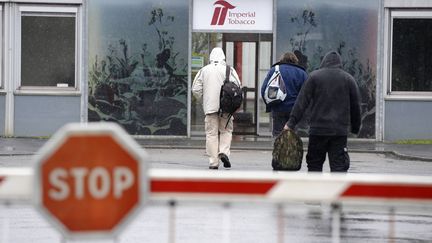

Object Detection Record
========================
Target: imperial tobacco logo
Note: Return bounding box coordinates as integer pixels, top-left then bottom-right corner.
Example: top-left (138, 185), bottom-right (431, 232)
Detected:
top-left (211, 0), bottom-right (236, 25)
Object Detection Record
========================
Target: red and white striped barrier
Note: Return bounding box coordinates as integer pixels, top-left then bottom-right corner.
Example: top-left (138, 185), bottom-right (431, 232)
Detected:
top-left (150, 169), bottom-right (432, 203)
top-left (2, 168), bottom-right (432, 204)
top-left (0, 168), bottom-right (33, 202)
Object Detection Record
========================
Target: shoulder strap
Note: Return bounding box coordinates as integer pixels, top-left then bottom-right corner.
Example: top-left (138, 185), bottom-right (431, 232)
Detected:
top-left (225, 65), bottom-right (231, 83)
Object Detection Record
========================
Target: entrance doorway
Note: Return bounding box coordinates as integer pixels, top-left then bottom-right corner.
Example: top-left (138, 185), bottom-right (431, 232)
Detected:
top-left (191, 33), bottom-right (272, 136)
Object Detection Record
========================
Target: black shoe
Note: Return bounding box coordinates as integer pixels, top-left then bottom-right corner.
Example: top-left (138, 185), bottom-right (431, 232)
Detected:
top-left (209, 166), bottom-right (219, 170)
top-left (219, 154), bottom-right (231, 169)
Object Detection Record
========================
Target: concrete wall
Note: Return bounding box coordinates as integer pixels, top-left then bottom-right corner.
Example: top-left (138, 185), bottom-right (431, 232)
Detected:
top-left (14, 96), bottom-right (80, 137)
top-left (384, 100), bottom-right (432, 141)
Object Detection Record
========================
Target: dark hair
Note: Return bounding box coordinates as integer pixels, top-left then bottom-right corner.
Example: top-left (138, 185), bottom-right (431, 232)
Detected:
top-left (279, 52), bottom-right (299, 64)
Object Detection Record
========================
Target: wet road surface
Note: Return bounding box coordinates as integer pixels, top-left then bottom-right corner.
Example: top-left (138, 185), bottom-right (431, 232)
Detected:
top-left (1, 149), bottom-right (432, 242)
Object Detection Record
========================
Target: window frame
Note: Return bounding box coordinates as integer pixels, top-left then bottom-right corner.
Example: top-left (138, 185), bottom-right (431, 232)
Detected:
top-left (14, 4), bottom-right (81, 95)
top-left (0, 5), bottom-right (3, 91)
top-left (385, 9), bottom-right (432, 100)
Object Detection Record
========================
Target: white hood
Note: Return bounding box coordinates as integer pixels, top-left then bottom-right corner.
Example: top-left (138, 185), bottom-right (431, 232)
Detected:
top-left (209, 47), bottom-right (226, 64)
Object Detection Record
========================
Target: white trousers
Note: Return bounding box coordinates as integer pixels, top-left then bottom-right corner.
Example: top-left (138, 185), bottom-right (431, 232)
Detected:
top-left (204, 113), bottom-right (233, 167)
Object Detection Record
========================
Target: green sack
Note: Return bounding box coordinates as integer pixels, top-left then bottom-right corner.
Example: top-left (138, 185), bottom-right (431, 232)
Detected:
top-left (272, 129), bottom-right (303, 171)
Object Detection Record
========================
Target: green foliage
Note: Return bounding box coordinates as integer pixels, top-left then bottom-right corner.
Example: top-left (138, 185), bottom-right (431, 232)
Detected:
top-left (396, 140), bottom-right (432, 145)
top-left (89, 8), bottom-right (187, 135)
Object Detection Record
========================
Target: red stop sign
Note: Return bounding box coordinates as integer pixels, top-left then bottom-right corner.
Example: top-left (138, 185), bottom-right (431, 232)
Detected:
top-left (34, 123), bottom-right (147, 238)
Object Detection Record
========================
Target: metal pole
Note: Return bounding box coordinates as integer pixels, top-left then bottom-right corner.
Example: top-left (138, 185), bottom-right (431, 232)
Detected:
top-left (331, 203), bottom-right (341, 243)
top-left (277, 204), bottom-right (284, 243)
top-left (168, 201), bottom-right (177, 243)
top-left (388, 206), bottom-right (395, 243)
top-left (222, 202), bottom-right (231, 243)
top-left (0, 204), bottom-right (10, 243)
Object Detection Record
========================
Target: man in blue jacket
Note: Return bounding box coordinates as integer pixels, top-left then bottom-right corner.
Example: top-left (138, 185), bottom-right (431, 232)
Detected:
top-left (261, 52), bottom-right (308, 137)
top-left (285, 51), bottom-right (361, 172)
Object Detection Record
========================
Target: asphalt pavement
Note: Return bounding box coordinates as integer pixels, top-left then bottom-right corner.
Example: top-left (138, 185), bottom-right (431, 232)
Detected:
top-left (2, 136), bottom-right (432, 243)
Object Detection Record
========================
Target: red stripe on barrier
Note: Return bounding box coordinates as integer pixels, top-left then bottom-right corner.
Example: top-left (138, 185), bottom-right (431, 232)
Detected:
top-left (0, 176), bottom-right (5, 184)
top-left (341, 184), bottom-right (432, 200)
top-left (151, 179), bottom-right (277, 195)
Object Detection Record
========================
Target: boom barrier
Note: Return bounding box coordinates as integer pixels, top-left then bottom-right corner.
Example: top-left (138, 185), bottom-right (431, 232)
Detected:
top-left (1, 167), bottom-right (432, 243)
top-left (2, 168), bottom-right (432, 204)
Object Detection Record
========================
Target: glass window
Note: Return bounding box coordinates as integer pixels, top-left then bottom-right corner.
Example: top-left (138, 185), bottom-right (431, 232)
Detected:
top-left (0, 6), bottom-right (2, 89)
top-left (391, 13), bottom-right (432, 92)
top-left (20, 11), bottom-right (76, 88)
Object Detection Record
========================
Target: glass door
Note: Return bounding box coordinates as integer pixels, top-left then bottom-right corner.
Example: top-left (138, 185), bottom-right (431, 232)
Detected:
top-left (191, 33), bottom-right (272, 136)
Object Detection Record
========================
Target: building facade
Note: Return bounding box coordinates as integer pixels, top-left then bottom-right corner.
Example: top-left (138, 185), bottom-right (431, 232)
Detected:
top-left (0, 0), bottom-right (430, 141)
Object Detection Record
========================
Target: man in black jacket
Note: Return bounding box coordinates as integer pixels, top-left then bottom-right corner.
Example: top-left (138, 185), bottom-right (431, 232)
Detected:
top-left (285, 51), bottom-right (361, 172)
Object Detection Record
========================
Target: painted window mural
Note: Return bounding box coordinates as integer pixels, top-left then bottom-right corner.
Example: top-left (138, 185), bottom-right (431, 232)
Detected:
top-left (88, 0), bottom-right (188, 135)
top-left (277, 0), bottom-right (378, 138)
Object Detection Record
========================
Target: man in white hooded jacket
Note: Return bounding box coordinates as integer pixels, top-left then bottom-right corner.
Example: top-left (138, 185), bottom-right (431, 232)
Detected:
top-left (192, 47), bottom-right (241, 169)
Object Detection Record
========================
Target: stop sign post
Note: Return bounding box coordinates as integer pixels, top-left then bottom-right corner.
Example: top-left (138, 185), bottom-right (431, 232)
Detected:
top-left (34, 123), bottom-right (148, 239)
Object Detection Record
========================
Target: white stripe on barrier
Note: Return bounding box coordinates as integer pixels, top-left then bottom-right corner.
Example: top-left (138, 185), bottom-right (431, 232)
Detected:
top-left (2, 168), bottom-right (432, 204)
top-left (0, 168), bottom-right (33, 202)
top-left (268, 180), bottom-right (349, 202)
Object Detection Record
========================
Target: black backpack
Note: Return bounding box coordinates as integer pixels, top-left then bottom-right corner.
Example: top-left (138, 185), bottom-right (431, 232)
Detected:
top-left (219, 65), bottom-right (243, 127)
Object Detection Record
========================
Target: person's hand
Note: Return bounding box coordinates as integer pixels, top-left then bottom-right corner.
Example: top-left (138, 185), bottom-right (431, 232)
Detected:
top-left (283, 124), bottom-right (293, 131)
